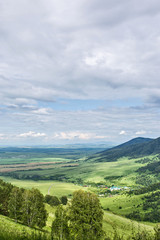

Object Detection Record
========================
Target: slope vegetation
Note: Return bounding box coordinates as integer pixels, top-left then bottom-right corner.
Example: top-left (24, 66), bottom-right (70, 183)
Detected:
top-left (87, 137), bottom-right (160, 162)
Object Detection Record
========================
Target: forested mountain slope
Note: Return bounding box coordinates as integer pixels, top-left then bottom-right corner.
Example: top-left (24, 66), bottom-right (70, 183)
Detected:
top-left (87, 137), bottom-right (160, 162)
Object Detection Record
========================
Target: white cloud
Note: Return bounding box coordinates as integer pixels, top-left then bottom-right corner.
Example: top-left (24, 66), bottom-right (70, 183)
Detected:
top-left (135, 130), bottom-right (146, 135)
top-left (52, 132), bottom-right (108, 141)
top-left (18, 131), bottom-right (46, 138)
top-left (119, 130), bottom-right (126, 135)
top-left (31, 108), bottom-right (51, 115)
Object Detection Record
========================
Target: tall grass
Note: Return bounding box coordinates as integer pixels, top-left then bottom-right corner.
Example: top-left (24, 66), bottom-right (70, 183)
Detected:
top-left (0, 226), bottom-right (50, 240)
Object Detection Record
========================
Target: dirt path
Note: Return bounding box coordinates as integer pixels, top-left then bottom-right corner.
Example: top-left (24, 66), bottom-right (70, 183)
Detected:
top-left (48, 184), bottom-right (54, 195)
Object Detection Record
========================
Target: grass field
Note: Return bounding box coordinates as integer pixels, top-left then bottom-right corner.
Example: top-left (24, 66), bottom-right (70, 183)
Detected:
top-left (100, 193), bottom-right (143, 215)
top-left (0, 156), bottom-right (147, 185)
top-left (1, 148), bottom-right (158, 188)
top-left (0, 176), bottom-right (89, 197)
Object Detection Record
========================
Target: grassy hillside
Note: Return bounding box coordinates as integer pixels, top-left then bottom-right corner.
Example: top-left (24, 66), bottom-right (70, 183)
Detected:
top-left (0, 207), bottom-right (157, 240)
top-left (102, 211), bottom-right (156, 239)
top-left (0, 214), bottom-right (50, 240)
top-left (100, 183), bottom-right (160, 223)
top-left (87, 137), bottom-right (160, 162)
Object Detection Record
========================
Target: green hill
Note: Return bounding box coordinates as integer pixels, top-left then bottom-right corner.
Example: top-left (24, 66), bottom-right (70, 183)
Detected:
top-left (87, 137), bottom-right (160, 162)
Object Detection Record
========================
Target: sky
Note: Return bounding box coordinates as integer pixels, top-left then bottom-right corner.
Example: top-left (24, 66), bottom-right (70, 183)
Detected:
top-left (0, 0), bottom-right (160, 146)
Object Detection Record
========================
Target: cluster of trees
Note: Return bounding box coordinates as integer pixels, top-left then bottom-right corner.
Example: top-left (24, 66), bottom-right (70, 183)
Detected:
top-left (0, 179), bottom-right (104, 239)
top-left (143, 191), bottom-right (160, 222)
top-left (8, 187), bottom-right (47, 228)
top-left (44, 194), bottom-right (68, 206)
top-left (137, 160), bottom-right (160, 174)
top-left (0, 179), bottom-right (13, 215)
top-left (132, 182), bottom-right (160, 195)
top-left (2, 172), bottom-right (68, 182)
top-left (0, 179), bottom-right (47, 228)
top-left (126, 190), bottom-right (160, 223)
top-left (51, 190), bottom-right (104, 240)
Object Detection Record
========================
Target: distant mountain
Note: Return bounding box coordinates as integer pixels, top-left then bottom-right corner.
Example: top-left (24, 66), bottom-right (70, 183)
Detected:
top-left (87, 137), bottom-right (160, 162)
top-left (113, 137), bottom-right (152, 148)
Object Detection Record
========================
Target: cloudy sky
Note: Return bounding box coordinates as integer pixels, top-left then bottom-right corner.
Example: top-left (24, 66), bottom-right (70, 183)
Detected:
top-left (0, 0), bottom-right (160, 146)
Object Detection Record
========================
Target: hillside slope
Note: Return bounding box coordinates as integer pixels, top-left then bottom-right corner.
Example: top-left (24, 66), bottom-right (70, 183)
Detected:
top-left (87, 137), bottom-right (160, 162)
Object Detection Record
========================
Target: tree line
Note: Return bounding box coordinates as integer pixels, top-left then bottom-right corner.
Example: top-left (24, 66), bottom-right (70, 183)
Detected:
top-left (0, 179), bottom-right (47, 228)
top-left (0, 179), bottom-right (104, 239)
top-left (0, 179), bottom-right (160, 240)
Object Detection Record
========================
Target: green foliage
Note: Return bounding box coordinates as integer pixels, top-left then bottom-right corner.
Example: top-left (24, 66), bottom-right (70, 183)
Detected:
top-left (45, 195), bottom-right (61, 206)
top-left (132, 182), bottom-right (160, 195)
top-left (21, 188), bottom-right (48, 228)
top-left (88, 137), bottom-right (153, 162)
top-left (69, 190), bottom-right (104, 240)
top-left (0, 180), bottom-right (13, 215)
top-left (8, 187), bottom-right (23, 222)
top-left (137, 161), bottom-right (160, 174)
top-left (135, 174), bottom-right (155, 186)
top-left (51, 205), bottom-right (69, 240)
top-left (60, 196), bottom-right (68, 205)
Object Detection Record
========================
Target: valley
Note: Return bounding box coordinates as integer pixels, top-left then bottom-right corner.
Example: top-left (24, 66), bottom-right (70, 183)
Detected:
top-left (0, 137), bottom-right (160, 239)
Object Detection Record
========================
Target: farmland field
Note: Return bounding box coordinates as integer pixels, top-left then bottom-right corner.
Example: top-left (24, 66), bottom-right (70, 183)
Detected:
top-left (1, 155), bottom-right (157, 187)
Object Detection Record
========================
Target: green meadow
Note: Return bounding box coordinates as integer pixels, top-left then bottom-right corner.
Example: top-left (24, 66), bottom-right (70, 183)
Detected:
top-left (100, 193), bottom-right (144, 216)
top-left (1, 156), bottom-right (154, 187)
top-left (0, 176), bottom-right (88, 197)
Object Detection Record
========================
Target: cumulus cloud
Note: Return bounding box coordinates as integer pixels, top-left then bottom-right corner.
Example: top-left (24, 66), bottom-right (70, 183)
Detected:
top-left (31, 108), bottom-right (51, 115)
top-left (18, 131), bottom-right (46, 138)
top-left (52, 132), bottom-right (108, 141)
top-left (119, 130), bottom-right (127, 135)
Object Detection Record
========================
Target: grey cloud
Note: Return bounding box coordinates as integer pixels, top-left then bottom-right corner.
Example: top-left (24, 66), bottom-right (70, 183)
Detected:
top-left (1, 0), bottom-right (160, 103)
top-left (1, 0), bottom-right (160, 144)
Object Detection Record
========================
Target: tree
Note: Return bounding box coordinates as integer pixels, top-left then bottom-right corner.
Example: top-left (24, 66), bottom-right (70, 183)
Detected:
top-left (8, 187), bottom-right (23, 222)
top-left (45, 195), bottom-right (61, 206)
top-left (21, 188), bottom-right (47, 228)
top-left (60, 196), bottom-right (68, 205)
top-left (51, 205), bottom-right (69, 240)
top-left (69, 190), bottom-right (104, 240)
top-left (0, 182), bottom-right (13, 216)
